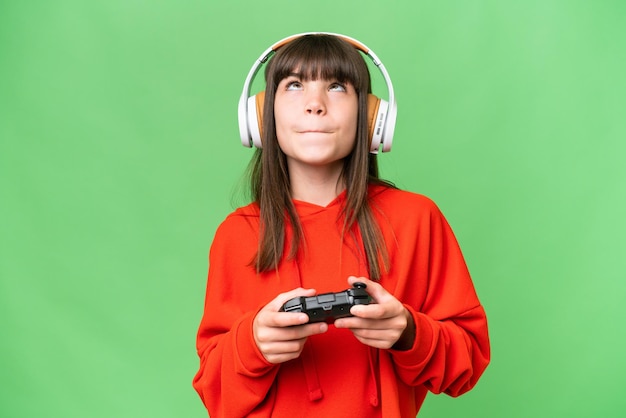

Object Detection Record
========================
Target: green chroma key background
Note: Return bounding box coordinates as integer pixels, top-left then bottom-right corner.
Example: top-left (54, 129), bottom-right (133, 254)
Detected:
top-left (1, 1), bottom-right (624, 417)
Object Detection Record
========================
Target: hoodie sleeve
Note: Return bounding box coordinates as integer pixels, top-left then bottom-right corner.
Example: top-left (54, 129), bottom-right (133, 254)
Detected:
top-left (192, 213), bottom-right (280, 417)
top-left (382, 193), bottom-right (491, 397)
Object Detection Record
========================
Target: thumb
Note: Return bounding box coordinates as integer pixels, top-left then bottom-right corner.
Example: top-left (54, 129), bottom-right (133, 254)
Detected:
top-left (268, 287), bottom-right (316, 311)
top-left (347, 276), bottom-right (389, 304)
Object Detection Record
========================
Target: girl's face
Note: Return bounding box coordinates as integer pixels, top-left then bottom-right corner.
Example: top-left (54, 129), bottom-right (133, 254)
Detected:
top-left (274, 72), bottom-right (358, 175)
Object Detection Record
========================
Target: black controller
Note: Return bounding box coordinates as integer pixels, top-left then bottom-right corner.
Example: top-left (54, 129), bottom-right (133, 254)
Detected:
top-left (280, 282), bottom-right (372, 323)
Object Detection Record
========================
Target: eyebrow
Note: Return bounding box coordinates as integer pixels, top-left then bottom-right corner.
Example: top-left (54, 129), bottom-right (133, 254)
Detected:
top-left (284, 72), bottom-right (345, 83)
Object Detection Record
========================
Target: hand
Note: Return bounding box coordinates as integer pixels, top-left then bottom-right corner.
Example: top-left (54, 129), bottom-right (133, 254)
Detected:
top-left (253, 288), bottom-right (329, 364)
top-left (335, 277), bottom-right (415, 351)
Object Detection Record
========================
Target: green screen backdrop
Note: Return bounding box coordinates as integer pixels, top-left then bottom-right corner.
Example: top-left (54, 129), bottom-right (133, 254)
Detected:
top-left (1, 1), bottom-right (625, 417)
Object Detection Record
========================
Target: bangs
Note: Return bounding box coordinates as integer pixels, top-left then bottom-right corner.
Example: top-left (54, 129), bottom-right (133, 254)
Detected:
top-left (266, 34), bottom-right (370, 93)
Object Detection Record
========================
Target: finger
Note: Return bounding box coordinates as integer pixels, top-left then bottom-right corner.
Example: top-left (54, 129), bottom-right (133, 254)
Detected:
top-left (349, 302), bottom-right (390, 319)
top-left (272, 311), bottom-right (312, 327)
top-left (335, 315), bottom-right (389, 330)
top-left (273, 287), bottom-right (317, 310)
top-left (264, 342), bottom-right (306, 358)
top-left (352, 334), bottom-right (397, 350)
top-left (294, 322), bottom-right (329, 339)
top-left (272, 321), bottom-right (329, 341)
top-left (348, 326), bottom-right (405, 350)
top-left (257, 339), bottom-right (309, 364)
top-left (347, 276), bottom-right (391, 304)
top-left (256, 320), bottom-right (328, 344)
top-left (256, 307), bottom-right (309, 329)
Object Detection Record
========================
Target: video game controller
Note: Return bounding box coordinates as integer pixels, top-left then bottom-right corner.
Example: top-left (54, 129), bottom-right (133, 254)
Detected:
top-left (280, 282), bottom-right (372, 323)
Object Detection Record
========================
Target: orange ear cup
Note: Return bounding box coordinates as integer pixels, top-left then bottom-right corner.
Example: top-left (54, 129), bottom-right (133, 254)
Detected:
top-left (254, 91), bottom-right (265, 141)
top-left (366, 94), bottom-right (381, 142)
top-left (252, 91), bottom-right (381, 145)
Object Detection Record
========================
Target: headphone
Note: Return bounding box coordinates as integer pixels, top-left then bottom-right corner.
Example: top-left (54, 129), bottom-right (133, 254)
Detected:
top-left (237, 32), bottom-right (397, 153)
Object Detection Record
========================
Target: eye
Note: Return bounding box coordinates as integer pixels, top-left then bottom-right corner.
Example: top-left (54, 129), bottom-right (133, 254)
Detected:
top-left (329, 82), bottom-right (347, 92)
top-left (286, 80), bottom-right (303, 91)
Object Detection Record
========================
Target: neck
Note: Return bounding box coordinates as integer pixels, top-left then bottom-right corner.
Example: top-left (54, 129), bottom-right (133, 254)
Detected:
top-left (288, 162), bottom-right (345, 206)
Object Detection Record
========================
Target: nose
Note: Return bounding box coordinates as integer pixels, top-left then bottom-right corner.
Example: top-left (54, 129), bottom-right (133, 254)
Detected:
top-left (305, 87), bottom-right (326, 115)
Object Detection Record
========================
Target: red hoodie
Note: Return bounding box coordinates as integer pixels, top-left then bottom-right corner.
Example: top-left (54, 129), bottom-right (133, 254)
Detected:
top-left (193, 185), bottom-right (490, 417)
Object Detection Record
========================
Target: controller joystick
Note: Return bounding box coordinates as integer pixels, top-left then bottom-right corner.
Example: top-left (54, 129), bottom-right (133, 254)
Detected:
top-left (280, 282), bottom-right (372, 323)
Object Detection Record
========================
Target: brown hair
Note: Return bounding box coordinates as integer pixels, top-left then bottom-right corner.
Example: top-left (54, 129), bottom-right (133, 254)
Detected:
top-left (247, 34), bottom-right (394, 279)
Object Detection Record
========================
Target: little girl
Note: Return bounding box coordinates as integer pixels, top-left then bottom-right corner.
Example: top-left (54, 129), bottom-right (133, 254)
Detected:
top-left (193, 33), bottom-right (490, 418)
